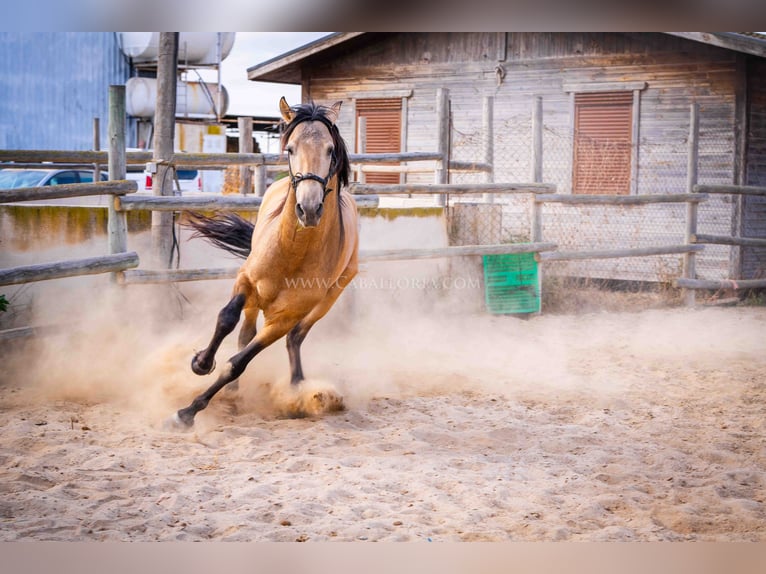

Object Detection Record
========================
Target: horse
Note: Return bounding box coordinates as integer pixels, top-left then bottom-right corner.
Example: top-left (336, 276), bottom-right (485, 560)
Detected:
top-left (172, 97), bottom-right (359, 428)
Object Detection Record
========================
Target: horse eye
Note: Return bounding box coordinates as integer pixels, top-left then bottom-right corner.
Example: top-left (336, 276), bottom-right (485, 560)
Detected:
top-left (285, 146), bottom-right (294, 155)
top-left (327, 147), bottom-right (334, 157)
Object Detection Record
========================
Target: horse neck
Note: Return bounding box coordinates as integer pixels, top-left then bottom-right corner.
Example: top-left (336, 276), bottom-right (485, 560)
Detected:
top-left (279, 175), bottom-right (342, 253)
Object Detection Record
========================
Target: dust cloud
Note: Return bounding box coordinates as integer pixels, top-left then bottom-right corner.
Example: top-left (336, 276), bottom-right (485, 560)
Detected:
top-left (2, 223), bottom-right (766, 542)
top-left (3, 251), bottom-right (573, 424)
top-left (3, 244), bottom-right (765, 426)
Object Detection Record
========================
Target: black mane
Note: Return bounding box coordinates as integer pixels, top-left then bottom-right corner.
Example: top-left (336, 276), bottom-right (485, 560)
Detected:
top-left (281, 102), bottom-right (350, 189)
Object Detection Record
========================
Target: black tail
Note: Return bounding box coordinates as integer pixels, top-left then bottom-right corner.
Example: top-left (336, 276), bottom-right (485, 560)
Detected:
top-left (185, 212), bottom-right (255, 259)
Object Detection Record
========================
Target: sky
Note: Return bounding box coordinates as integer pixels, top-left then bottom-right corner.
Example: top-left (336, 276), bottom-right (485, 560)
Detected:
top-left (195, 32), bottom-right (330, 118)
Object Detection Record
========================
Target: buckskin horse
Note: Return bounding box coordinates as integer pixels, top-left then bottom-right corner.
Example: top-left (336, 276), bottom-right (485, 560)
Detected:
top-left (173, 97), bottom-right (358, 427)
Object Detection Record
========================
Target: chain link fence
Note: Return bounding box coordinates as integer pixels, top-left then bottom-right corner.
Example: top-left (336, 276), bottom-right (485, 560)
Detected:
top-left (446, 100), bottom-right (737, 287)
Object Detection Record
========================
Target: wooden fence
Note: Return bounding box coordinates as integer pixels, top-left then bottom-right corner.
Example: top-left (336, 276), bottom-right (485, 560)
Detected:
top-left (0, 180), bottom-right (141, 290)
top-left (0, 89), bottom-right (557, 341)
top-left (2, 95), bottom-right (765, 345)
top-left (674, 183), bottom-right (766, 291)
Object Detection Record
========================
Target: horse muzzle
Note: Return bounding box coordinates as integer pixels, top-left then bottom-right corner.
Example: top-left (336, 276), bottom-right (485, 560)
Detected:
top-left (295, 201), bottom-right (324, 228)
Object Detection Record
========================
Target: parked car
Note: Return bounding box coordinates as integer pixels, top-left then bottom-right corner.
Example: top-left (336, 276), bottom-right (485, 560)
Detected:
top-left (128, 167), bottom-right (201, 194)
top-left (0, 168), bottom-right (108, 189)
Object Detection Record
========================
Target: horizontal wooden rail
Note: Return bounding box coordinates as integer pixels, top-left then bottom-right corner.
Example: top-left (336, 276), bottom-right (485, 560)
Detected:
top-left (359, 242), bottom-right (557, 262)
top-left (118, 195), bottom-right (262, 212)
top-left (538, 244), bottom-right (704, 262)
top-left (0, 324), bottom-right (61, 343)
top-left (165, 151), bottom-right (444, 168)
top-left (692, 233), bottom-right (766, 248)
top-left (0, 180), bottom-right (137, 203)
top-left (120, 267), bottom-right (239, 284)
top-left (535, 193), bottom-right (708, 205)
top-left (675, 277), bottom-right (766, 290)
top-left (0, 150), bottom-right (152, 164)
top-left (348, 182), bottom-right (555, 196)
top-left (355, 164), bottom-right (435, 174)
top-left (693, 184), bottom-right (766, 196)
top-left (0, 252), bottom-right (139, 286)
top-left (448, 160), bottom-right (492, 172)
top-left (120, 243), bottom-right (558, 285)
top-left (1, 150), bottom-right (448, 171)
top-left (117, 194), bottom-right (378, 212)
top-left (1, 163), bottom-right (106, 170)
top-left (167, 152), bottom-right (278, 167)
top-left (351, 152), bottom-right (444, 163)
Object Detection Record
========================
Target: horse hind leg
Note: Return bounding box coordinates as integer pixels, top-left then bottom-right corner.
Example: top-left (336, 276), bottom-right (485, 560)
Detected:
top-left (286, 278), bottom-right (353, 386)
top-left (286, 324), bottom-right (308, 385)
top-left (191, 292), bottom-right (246, 376)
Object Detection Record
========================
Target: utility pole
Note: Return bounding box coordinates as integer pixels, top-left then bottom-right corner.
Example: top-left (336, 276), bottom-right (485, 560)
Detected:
top-left (152, 32), bottom-right (178, 268)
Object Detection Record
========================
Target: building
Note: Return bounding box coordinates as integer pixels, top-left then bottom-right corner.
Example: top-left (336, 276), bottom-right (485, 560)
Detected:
top-left (247, 32), bottom-right (766, 282)
top-left (0, 32), bottom-right (136, 151)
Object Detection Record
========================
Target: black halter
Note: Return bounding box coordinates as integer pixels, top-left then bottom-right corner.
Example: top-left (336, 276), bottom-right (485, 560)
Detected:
top-left (288, 160), bottom-right (333, 199)
top-left (285, 117), bottom-right (338, 199)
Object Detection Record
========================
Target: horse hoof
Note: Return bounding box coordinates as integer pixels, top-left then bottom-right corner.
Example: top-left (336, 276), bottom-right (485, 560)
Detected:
top-left (163, 411), bottom-right (194, 431)
top-left (191, 353), bottom-right (216, 376)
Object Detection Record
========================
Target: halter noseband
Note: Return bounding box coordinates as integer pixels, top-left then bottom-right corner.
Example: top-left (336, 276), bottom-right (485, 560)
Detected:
top-left (285, 117), bottom-right (338, 199)
top-left (288, 163), bottom-right (333, 199)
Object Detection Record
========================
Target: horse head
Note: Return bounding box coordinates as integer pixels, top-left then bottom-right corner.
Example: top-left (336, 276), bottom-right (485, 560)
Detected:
top-left (280, 97), bottom-right (348, 228)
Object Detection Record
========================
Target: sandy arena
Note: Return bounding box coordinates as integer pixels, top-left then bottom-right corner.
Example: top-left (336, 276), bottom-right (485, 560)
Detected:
top-left (0, 277), bottom-right (764, 541)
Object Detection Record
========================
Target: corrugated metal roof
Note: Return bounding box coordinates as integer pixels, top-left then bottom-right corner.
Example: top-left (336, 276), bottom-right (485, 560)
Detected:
top-left (0, 32), bottom-right (133, 150)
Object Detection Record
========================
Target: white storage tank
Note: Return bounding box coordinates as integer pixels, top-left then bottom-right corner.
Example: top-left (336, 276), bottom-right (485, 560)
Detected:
top-left (126, 77), bottom-right (229, 118)
top-left (118, 33), bottom-right (236, 65)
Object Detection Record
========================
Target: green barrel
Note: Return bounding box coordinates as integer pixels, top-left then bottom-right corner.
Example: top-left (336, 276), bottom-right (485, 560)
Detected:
top-left (482, 251), bottom-right (540, 314)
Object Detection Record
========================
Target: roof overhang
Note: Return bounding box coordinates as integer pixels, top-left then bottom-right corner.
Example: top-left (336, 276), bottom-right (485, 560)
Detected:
top-left (247, 32), bottom-right (766, 85)
top-left (666, 32), bottom-right (766, 59)
top-left (246, 32), bottom-right (365, 84)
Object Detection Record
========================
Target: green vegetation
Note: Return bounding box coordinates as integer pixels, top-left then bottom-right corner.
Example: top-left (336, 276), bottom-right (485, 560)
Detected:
top-left (742, 290), bottom-right (766, 306)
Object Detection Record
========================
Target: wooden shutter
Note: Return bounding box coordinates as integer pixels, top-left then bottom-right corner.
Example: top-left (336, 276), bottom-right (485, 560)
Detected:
top-left (356, 98), bottom-right (402, 184)
top-left (573, 92), bottom-right (633, 195)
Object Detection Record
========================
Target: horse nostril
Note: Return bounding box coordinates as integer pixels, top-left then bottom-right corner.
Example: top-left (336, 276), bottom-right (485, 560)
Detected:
top-left (316, 203), bottom-right (324, 218)
top-left (295, 203), bottom-right (305, 219)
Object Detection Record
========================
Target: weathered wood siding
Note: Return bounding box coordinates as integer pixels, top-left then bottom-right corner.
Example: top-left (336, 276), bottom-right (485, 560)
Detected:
top-left (743, 57), bottom-right (766, 280)
top-left (301, 32), bottom-right (752, 282)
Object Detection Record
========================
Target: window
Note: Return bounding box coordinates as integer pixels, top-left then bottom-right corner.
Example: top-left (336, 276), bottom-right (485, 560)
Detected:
top-left (77, 171), bottom-right (108, 183)
top-left (356, 98), bottom-right (402, 184)
top-left (45, 171), bottom-right (78, 185)
top-left (572, 91), bottom-right (634, 195)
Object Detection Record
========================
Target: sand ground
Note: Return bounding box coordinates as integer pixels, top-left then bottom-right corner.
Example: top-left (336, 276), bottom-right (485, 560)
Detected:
top-left (0, 290), bottom-right (764, 541)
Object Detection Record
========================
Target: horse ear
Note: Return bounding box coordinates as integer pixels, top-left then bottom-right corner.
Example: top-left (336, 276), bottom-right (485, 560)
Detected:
top-left (279, 97), bottom-right (293, 122)
top-left (325, 101), bottom-right (342, 124)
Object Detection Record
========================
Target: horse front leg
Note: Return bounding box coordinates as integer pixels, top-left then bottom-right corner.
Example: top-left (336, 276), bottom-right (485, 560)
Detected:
top-left (191, 292), bottom-right (246, 376)
top-left (176, 319), bottom-right (295, 428)
top-left (225, 306), bottom-right (259, 394)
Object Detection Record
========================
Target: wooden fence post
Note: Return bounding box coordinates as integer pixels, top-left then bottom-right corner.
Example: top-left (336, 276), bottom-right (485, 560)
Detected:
top-left (683, 103), bottom-right (699, 306)
top-left (531, 97), bottom-right (544, 242)
top-left (435, 88), bottom-right (450, 206)
top-left (532, 96), bottom-right (543, 183)
top-left (254, 165), bottom-right (267, 197)
top-left (92, 117), bottom-right (100, 183)
top-left (107, 87), bottom-right (128, 268)
top-left (152, 32), bottom-right (178, 268)
top-left (238, 116), bottom-right (253, 195)
top-left (357, 116), bottom-right (367, 184)
top-left (482, 95), bottom-right (494, 203)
